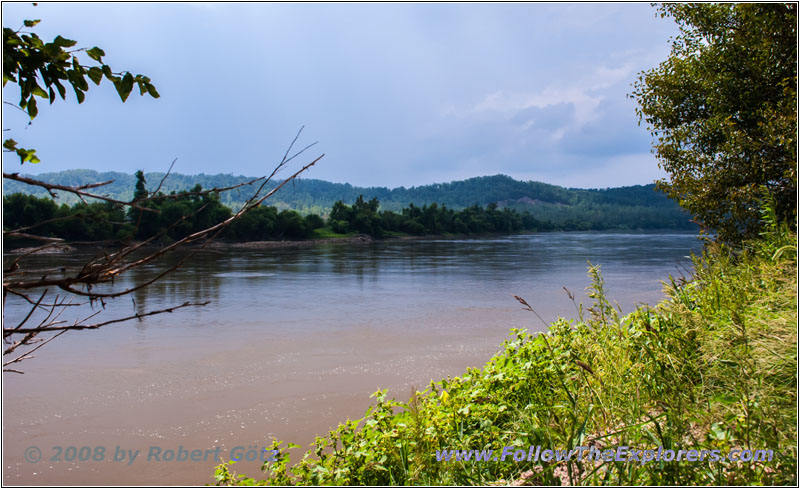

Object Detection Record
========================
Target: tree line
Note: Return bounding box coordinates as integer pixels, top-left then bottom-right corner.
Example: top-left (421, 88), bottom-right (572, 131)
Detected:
top-left (3, 191), bottom-right (546, 245)
top-left (327, 196), bottom-right (551, 237)
top-left (4, 171), bottom-right (696, 248)
top-left (4, 171), bottom-right (693, 221)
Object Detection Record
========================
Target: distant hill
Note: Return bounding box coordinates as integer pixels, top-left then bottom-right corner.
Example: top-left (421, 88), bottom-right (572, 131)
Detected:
top-left (2, 170), bottom-right (696, 230)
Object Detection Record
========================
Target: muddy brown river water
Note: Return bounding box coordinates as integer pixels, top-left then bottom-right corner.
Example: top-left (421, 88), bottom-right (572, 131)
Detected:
top-left (3, 231), bottom-right (701, 485)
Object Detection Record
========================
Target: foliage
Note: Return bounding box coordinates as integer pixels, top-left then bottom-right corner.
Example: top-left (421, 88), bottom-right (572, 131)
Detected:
top-left (3, 192), bottom-right (130, 242)
top-left (328, 198), bottom-right (553, 236)
top-left (631, 3), bottom-right (797, 242)
top-left (3, 171), bottom-right (700, 247)
top-left (3, 171), bottom-right (697, 232)
top-left (2, 17), bottom-right (159, 165)
top-left (213, 223), bottom-right (797, 485)
top-left (6, 186), bottom-right (692, 247)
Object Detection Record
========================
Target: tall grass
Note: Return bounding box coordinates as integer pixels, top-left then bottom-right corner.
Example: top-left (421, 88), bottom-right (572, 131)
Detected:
top-left (214, 224), bottom-right (797, 486)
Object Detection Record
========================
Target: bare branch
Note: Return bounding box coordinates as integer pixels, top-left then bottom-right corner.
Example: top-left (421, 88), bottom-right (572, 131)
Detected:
top-left (10, 290), bottom-right (48, 333)
top-left (4, 287), bottom-right (83, 309)
top-left (3, 243), bottom-right (74, 269)
top-left (7, 301), bottom-right (209, 334)
top-left (3, 331), bottom-right (67, 369)
top-left (4, 127), bottom-right (324, 372)
top-left (150, 158), bottom-right (177, 197)
top-left (3, 173), bottom-right (157, 212)
top-left (4, 231), bottom-right (64, 242)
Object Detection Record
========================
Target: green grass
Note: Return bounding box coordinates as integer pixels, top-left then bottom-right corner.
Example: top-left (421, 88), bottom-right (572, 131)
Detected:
top-left (213, 225), bottom-right (797, 486)
top-left (310, 227), bottom-right (357, 239)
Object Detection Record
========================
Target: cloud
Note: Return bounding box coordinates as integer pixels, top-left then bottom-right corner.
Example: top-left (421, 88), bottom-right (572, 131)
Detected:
top-left (1, 3), bottom-right (679, 189)
top-left (469, 62), bottom-right (634, 126)
top-left (419, 60), bottom-right (647, 184)
top-left (556, 97), bottom-right (652, 158)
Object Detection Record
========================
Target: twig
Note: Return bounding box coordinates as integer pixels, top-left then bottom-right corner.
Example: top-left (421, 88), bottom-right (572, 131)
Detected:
top-left (3, 173), bottom-right (157, 212)
top-left (8, 301), bottom-right (210, 333)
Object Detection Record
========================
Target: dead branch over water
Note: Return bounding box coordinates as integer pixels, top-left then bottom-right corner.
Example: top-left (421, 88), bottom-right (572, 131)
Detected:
top-left (3, 127), bottom-right (323, 373)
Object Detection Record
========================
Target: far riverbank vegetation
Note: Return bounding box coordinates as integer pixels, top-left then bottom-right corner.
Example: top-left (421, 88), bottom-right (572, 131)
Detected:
top-left (3, 177), bottom-right (695, 249)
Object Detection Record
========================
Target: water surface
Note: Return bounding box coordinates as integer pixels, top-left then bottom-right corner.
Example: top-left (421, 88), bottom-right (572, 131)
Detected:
top-left (3, 231), bottom-right (701, 485)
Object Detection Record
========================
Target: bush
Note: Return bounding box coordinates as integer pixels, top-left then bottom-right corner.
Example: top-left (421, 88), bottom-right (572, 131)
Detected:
top-left (330, 219), bottom-right (350, 234)
top-left (214, 227), bottom-right (797, 486)
top-left (304, 213), bottom-right (325, 230)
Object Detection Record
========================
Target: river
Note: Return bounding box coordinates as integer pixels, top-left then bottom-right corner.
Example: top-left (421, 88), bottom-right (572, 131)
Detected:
top-left (2, 231), bottom-right (701, 485)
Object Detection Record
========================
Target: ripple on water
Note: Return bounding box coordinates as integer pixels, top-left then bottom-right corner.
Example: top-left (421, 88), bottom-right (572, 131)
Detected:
top-left (213, 272), bottom-right (276, 278)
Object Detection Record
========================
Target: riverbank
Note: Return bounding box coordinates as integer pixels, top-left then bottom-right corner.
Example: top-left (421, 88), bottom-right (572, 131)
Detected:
top-left (206, 231), bottom-right (539, 250)
top-left (6, 229), bottom-right (696, 255)
top-left (3, 231), bottom-right (700, 485)
top-left (209, 234), bottom-right (374, 249)
top-left (214, 227), bottom-right (797, 486)
top-left (3, 231), bottom-right (509, 254)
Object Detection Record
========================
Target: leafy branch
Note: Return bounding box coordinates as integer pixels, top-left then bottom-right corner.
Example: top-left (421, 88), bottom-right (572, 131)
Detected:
top-left (2, 19), bottom-right (160, 164)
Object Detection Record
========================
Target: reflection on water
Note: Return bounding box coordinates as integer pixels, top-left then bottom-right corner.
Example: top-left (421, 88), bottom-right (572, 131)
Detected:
top-left (3, 231), bottom-right (701, 485)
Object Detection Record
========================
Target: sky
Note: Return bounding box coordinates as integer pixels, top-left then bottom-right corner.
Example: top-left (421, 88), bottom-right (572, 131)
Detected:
top-left (2, 2), bottom-right (680, 189)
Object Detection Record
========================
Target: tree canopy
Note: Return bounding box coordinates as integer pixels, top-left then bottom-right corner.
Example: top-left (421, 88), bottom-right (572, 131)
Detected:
top-left (631, 3), bottom-right (797, 242)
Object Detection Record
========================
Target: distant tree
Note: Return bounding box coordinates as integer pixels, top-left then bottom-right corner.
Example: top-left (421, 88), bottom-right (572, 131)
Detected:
top-left (304, 213), bottom-right (324, 230)
top-left (328, 200), bottom-right (352, 224)
top-left (276, 209), bottom-right (310, 239)
top-left (631, 3), bottom-right (797, 242)
top-left (2, 17), bottom-right (323, 373)
top-left (351, 195), bottom-right (382, 236)
top-left (133, 170), bottom-right (148, 200)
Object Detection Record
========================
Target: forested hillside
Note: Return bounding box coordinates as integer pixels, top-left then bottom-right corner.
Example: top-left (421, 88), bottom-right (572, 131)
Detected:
top-left (3, 170), bottom-right (695, 230)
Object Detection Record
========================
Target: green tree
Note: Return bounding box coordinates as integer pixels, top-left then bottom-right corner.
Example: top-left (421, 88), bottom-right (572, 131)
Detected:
top-left (304, 213), bottom-right (324, 230)
top-left (631, 3), bottom-right (797, 242)
top-left (133, 170), bottom-right (148, 200)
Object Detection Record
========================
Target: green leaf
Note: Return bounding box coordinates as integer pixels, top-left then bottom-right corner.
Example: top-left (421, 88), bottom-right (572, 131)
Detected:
top-left (73, 86), bottom-right (85, 104)
top-left (53, 80), bottom-right (66, 99)
top-left (86, 46), bottom-right (105, 62)
top-left (31, 85), bottom-right (48, 98)
top-left (23, 34), bottom-right (43, 49)
top-left (48, 86), bottom-right (55, 103)
top-left (68, 67), bottom-right (88, 91)
top-left (53, 35), bottom-right (77, 48)
top-left (101, 64), bottom-right (113, 78)
top-left (712, 394), bottom-right (737, 406)
top-left (3, 138), bottom-right (18, 151)
top-left (145, 82), bottom-right (160, 98)
top-left (23, 19), bottom-right (41, 28)
top-left (42, 42), bottom-right (60, 57)
top-left (116, 72), bottom-right (133, 102)
top-left (26, 96), bottom-right (38, 119)
top-left (122, 72), bottom-right (133, 92)
top-left (87, 66), bottom-right (103, 85)
top-left (14, 147), bottom-right (40, 164)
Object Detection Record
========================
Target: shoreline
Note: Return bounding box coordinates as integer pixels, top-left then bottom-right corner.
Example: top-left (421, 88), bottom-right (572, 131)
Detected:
top-left (3, 229), bottom-right (699, 255)
top-left (209, 234), bottom-right (375, 249)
